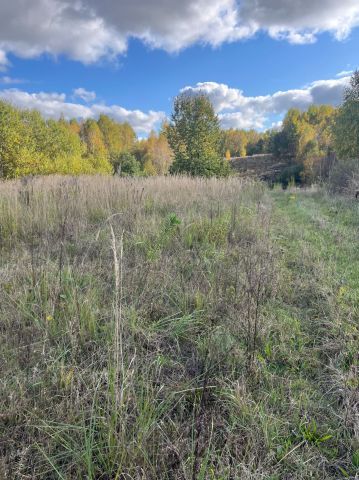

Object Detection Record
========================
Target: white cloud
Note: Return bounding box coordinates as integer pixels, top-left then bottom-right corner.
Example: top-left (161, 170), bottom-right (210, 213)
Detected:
top-left (271, 120), bottom-right (283, 130)
top-left (336, 70), bottom-right (353, 78)
top-left (73, 88), bottom-right (96, 102)
top-left (0, 1), bottom-right (125, 64)
top-left (181, 76), bottom-right (350, 129)
top-left (0, 89), bottom-right (165, 134)
top-left (0, 76), bottom-right (24, 85)
top-left (0, 74), bottom-right (351, 135)
top-left (239, 0), bottom-right (359, 43)
top-left (0, 0), bottom-right (359, 63)
top-left (219, 111), bottom-right (265, 130)
top-left (0, 49), bottom-right (9, 71)
top-left (91, 104), bottom-right (166, 133)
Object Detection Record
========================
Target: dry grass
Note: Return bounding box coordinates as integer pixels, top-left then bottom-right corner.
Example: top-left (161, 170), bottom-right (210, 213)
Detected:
top-left (0, 175), bottom-right (358, 479)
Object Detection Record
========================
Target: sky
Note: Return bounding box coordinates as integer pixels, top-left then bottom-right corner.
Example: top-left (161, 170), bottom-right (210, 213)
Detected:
top-left (0, 0), bottom-right (358, 135)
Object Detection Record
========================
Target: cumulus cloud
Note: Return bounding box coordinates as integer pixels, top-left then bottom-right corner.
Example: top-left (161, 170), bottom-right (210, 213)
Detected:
top-left (0, 89), bottom-right (165, 134)
top-left (0, 1), bottom-right (125, 64)
top-left (0, 0), bottom-right (359, 63)
top-left (0, 0), bottom-right (241, 63)
top-left (0, 74), bottom-right (351, 134)
top-left (238, 0), bottom-right (359, 43)
top-left (219, 111), bottom-right (265, 130)
top-left (73, 88), bottom-right (96, 102)
top-left (91, 104), bottom-right (166, 133)
top-left (181, 76), bottom-right (350, 129)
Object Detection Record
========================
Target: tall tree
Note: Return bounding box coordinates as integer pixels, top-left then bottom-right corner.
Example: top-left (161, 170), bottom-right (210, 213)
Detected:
top-left (98, 116), bottom-right (135, 159)
top-left (0, 102), bottom-right (43, 178)
top-left (141, 127), bottom-right (173, 174)
top-left (167, 93), bottom-right (229, 177)
top-left (80, 119), bottom-right (112, 173)
top-left (81, 119), bottom-right (108, 158)
top-left (333, 71), bottom-right (359, 159)
top-left (223, 129), bottom-right (248, 157)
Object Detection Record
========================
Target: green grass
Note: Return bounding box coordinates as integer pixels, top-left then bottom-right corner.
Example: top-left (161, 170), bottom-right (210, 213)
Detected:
top-left (0, 176), bottom-right (358, 479)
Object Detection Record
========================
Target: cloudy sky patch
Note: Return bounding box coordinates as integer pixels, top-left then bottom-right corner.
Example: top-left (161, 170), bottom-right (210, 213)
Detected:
top-left (181, 76), bottom-right (349, 129)
top-left (0, 1), bottom-right (359, 63)
top-left (0, 1), bottom-right (357, 134)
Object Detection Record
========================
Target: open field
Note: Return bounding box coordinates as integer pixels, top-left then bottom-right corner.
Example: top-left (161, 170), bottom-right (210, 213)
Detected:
top-left (0, 176), bottom-right (358, 479)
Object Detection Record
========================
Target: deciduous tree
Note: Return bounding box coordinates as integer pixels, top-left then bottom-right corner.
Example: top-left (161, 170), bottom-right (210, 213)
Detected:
top-left (167, 93), bottom-right (229, 177)
top-left (333, 71), bottom-right (359, 159)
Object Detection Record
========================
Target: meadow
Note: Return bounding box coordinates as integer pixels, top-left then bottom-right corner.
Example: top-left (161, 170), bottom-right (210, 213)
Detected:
top-left (0, 175), bottom-right (358, 479)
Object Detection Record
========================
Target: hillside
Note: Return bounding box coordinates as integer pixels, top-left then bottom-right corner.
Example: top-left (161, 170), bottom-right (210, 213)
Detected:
top-left (1, 176), bottom-right (358, 479)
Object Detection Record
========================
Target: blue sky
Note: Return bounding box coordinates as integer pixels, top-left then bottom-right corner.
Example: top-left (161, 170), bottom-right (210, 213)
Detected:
top-left (0, 0), bottom-right (358, 134)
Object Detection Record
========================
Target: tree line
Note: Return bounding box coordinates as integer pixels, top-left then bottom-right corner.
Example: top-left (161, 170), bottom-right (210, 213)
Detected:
top-left (269, 71), bottom-right (359, 186)
top-left (167, 73), bottom-right (359, 184)
top-left (0, 102), bottom-right (172, 178)
top-left (1, 70), bottom-right (358, 184)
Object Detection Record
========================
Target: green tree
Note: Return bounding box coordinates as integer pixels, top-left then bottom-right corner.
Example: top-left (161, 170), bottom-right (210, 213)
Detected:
top-left (269, 105), bottom-right (336, 184)
top-left (0, 101), bottom-right (116, 177)
top-left (223, 129), bottom-right (248, 157)
top-left (281, 108), bottom-right (302, 159)
top-left (143, 157), bottom-right (157, 176)
top-left (97, 115), bottom-right (136, 165)
top-left (81, 119), bottom-right (108, 158)
top-left (69, 118), bottom-right (81, 134)
top-left (333, 71), bottom-right (359, 159)
top-left (44, 119), bottom-right (84, 159)
top-left (138, 126), bottom-right (173, 175)
top-left (118, 122), bottom-right (137, 153)
top-left (167, 93), bottom-right (229, 177)
top-left (246, 130), bottom-right (267, 155)
top-left (0, 102), bottom-right (43, 178)
top-left (114, 152), bottom-right (141, 176)
top-left (79, 119), bottom-right (112, 173)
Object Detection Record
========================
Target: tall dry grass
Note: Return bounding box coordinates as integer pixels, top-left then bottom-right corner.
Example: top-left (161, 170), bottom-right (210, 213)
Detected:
top-left (0, 175), bottom-right (356, 479)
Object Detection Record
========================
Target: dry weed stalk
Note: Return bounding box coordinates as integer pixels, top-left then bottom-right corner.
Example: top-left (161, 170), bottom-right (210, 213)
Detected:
top-left (110, 223), bottom-right (125, 410)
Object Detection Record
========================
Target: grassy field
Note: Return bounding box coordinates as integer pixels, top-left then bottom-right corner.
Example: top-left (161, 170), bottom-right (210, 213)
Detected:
top-left (0, 176), bottom-right (358, 479)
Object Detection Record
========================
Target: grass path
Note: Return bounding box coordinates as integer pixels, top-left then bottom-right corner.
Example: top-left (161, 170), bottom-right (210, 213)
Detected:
top-left (263, 189), bottom-right (359, 478)
top-left (272, 189), bottom-right (359, 311)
